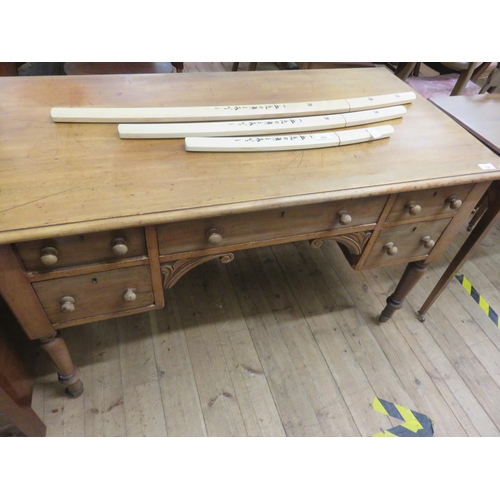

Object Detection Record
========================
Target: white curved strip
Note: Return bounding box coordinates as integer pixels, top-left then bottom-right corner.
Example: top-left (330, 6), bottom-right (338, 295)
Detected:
top-left (118, 106), bottom-right (406, 139)
top-left (184, 125), bottom-right (394, 152)
top-left (51, 92), bottom-right (415, 123)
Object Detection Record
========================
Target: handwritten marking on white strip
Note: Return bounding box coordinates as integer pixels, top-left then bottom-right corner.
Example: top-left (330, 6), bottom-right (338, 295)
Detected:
top-left (51, 92), bottom-right (416, 123)
top-left (184, 125), bottom-right (394, 152)
top-left (118, 106), bottom-right (406, 139)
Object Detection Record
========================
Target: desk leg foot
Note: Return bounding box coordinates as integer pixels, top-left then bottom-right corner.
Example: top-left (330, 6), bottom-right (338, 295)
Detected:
top-left (39, 333), bottom-right (83, 398)
top-left (379, 260), bottom-right (429, 323)
top-left (417, 312), bottom-right (426, 322)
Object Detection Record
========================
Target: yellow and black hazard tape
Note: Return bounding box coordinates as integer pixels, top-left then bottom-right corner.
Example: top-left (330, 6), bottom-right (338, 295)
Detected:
top-left (456, 275), bottom-right (500, 330)
top-left (372, 397), bottom-right (434, 437)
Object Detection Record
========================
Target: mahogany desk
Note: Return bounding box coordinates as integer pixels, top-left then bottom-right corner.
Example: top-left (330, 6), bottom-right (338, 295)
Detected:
top-left (1, 69), bottom-right (499, 397)
top-left (418, 94), bottom-right (500, 319)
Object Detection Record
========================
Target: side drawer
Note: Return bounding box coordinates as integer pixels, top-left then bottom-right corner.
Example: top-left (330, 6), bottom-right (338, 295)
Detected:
top-left (157, 196), bottom-right (388, 256)
top-left (363, 218), bottom-right (451, 267)
top-left (15, 227), bottom-right (147, 272)
top-left (32, 265), bottom-right (154, 324)
top-left (386, 184), bottom-right (473, 222)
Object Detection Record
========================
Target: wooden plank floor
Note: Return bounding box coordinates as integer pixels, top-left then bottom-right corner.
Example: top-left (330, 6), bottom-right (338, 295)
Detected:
top-left (30, 62), bottom-right (500, 436)
top-left (31, 219), bottom-right (500, 437)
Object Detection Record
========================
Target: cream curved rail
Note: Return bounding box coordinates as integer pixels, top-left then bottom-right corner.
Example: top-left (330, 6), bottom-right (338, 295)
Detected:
top-left (184, 125), bottom-right (394, 152)
top-left (51, 92), bottom-right (416, 123)
top-left (118, 105), bottom-right (406, 139)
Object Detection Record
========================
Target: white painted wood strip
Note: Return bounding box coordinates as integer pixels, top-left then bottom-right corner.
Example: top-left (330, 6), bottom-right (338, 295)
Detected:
top-left (346, 93), bottom-right (415, 111)
top-left (51, 92), bottom-right (416, 123)
top-left (343, 106), bottom-right (405, 127)
top-left (184, 125), bottom-right (394, 152)
top-left (121, 114), bottom-right (346, 139)
top-left (118, 106), bottom-right (406, 139)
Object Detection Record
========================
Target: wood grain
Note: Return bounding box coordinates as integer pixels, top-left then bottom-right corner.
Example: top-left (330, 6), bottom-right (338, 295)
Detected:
top-left (363, 218), bottom-right (451, 268)
top-left (0, 245), bottom-right (56, 340)
top-left (1, 69), bottom-right (499, 245)
top-left (156, 196), bottom-right (387, 256)
top-left (32, 265), bottom-right (154, 324)
top-left (15, 227), bottom-right (147, 272)
top-left (385, 184), bottom-right (474, 223)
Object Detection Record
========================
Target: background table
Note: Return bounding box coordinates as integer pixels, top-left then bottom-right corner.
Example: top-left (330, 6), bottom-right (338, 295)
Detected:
top-left (431, 94), bottom-right (500, 154)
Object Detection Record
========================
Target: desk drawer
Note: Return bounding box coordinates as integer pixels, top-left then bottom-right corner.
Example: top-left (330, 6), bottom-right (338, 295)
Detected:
top-left (386, 184), bottom-right (473, 222)
top-left (157, 196), bottom-right (388, 256)
top-left (15, 228), bottom-right (147, 272)
top-left (32, 265), bottom-right (153, 324)
top-left (363, 218), bottom-right (451, 267)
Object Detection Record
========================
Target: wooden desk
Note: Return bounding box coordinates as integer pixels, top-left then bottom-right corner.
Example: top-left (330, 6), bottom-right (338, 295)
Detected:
top-left (418, 94), bottom-right (500, 319)
top-left (1, 69), bottom-right (499, 397)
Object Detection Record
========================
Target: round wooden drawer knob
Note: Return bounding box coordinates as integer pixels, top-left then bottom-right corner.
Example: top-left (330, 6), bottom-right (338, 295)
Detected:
top-left (404, 201), bottom-right (422, 216)
top-left (421, 236), bottom-right (435, 249)
top-left (337, 210), bottom-right (352, 226)
top-left (383, 242), bottom-right (398, 255)
top-left (446, 195), bottom-right (462, 210)
top-left (123, 288), bottom-right (137, 302)
top-left (112, 237), bottom-right (128, 256)
top-left (40, 246), bottom-right (59, 266)
top-left (206, 228), bottom-right (223, 246)
top-left (60, 296), bottom-right (76, 313)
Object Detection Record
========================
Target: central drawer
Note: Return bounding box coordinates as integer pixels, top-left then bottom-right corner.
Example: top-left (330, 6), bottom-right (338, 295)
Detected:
top-left (157, 196), bottom-right (388, 256)
top-left (32, 265), bottom-right (154, 325)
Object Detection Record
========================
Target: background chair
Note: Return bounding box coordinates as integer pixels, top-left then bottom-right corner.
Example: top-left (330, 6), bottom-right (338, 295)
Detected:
top-left (232, 62), bottom-right (295, 71)
top-left (479, 63), bottom-right (500, 94)
top-left (232, 62), bottom-right (375, 71)
top-left (397, 62), bottom-right (493, 98)
top-left (0, 62), bottom-right (23, 76)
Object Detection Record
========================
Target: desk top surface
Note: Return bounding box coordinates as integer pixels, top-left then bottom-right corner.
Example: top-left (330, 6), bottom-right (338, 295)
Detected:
top-left (430, 94), bottom-right (500, 156)
top-left (1, 68), bottom-right (499, 244)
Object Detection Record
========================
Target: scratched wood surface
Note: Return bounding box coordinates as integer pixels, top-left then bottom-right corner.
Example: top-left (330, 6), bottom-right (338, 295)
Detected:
top-left (1, 67), bottom-right (499, 245)
top-left (25, 63), bottom-right (500, 436)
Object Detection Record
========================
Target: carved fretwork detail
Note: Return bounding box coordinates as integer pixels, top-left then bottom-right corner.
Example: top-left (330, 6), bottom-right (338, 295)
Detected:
top-left (310, 231), bottom-right (372, 256)
top-left (161, 253), bottom-right (235, 289)
top-left (309, 239), bottom-right (324, 249)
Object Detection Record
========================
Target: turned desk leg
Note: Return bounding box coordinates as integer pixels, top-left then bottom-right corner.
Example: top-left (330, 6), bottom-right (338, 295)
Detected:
top-left (379, 260), bottom-right (429, 323)
top-left (0, 244), bottom-right (83, 398)
top-left (39, 333), bottom-right (83, 398)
